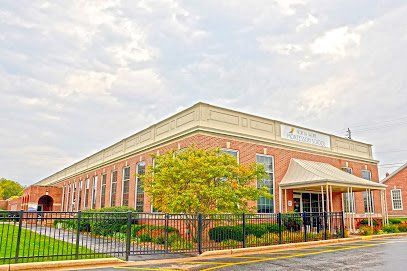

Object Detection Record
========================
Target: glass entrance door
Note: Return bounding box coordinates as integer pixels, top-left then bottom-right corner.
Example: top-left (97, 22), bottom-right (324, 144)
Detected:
top-left (294, 192), bottom-right (325, 213)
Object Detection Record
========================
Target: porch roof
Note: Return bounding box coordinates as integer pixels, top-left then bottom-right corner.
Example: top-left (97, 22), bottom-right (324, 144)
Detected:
top-left (279, 159), bottom-right (386, 191)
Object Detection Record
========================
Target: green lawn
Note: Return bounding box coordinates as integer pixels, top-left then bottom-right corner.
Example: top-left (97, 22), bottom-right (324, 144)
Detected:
top-left (0, 223), bottom-right (101, 264)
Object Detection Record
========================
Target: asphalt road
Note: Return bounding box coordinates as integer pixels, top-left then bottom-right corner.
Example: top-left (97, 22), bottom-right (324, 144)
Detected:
top-left (84, 236), bottom-right (407, 271)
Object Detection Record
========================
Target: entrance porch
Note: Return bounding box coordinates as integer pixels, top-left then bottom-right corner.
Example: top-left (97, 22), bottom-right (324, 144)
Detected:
top-left (279, 159), bottom-right (388, 233)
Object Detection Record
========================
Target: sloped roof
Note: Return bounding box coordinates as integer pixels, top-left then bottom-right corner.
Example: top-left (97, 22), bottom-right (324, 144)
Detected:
top-left (280, 159), bottom-right (386, 190)
top-left (381, 162), bottom-right (407, 183)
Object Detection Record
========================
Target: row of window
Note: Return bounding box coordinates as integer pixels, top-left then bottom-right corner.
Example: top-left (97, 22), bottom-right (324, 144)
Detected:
top-left (61, 150), bottom-right (275, 213)
top-left (61, 162), bottom-right (146, 212)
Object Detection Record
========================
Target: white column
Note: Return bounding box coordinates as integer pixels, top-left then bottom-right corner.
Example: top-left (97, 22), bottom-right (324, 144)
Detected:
top-left (330, 186), bottom-right (333, 212)
top-left (321, 185), bottom-right (325, 213)
top-left (350, 187), bottom-right (355, 233)
top-left (279, 186), bottom-right (282, 213)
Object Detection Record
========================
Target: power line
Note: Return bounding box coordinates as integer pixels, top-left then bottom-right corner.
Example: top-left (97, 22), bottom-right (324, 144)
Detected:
top-left (332, 115), bottom-right (407, 134)
top-left (375, 149), bottom-right (407, 154)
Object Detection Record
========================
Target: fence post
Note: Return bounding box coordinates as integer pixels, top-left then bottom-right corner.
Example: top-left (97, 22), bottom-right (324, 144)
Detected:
top-left (164, 214), bottom-right (169, 253)
top-left (323, 212), bottom-right (328, 240)
top-left (197, 214), bottom-right (203, 254)
top-left (75, 211), bottom-right (82, 259)
top-left (278, 213), bottom-right (282, 244)
top-left (242, 213), bottom-right (246, 248)
top-left (341, 211), bottom-right (345, 238)
top-left (125, 211), bottom-right (132, 261)
top-left (303, 213), bottom-right (307, 242)
top-left (14, 210), bottom-right (24, 263)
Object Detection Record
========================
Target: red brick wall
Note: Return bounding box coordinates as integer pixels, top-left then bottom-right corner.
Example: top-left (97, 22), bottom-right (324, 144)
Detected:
top-left (54, 132), bottom-right (381, 215)
top-left (384, 166), bottom-right (407, 217)
top-left (0, 200), bottom-right (7, 210)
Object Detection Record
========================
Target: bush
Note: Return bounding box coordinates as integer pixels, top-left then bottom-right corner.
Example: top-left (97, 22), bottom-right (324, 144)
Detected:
top-left (359, 219), bottom-right (379, 227)
top-left (139, 233), bottom-right (153, 242)
top-left (220, 239), bottom-right (241, 248)
top-left (397, 223), bottom-right (407, 232)
top-left (383, 224), bottom-right (400, 233)
top-left (169, 236), bottom-right (194, 251)
top-left (88, 206), bottom-right (134, 236)
top-left (208, 226), bottom-right (244, 242)
top-left (208, 223), bottom-right (284, 242)
top-left (359, 225), bottom-right (373, 236)
top-left (283, 214), bottom-right (302, 231)
top-left (259, 232), bottom-right (279, 245)
top-left (389, 218), bottom-right (407, 224)
top-left (245, 234), bottom-right (259, 246)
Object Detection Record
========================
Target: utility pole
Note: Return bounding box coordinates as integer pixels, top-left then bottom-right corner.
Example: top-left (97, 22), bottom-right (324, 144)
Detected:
top-left (346, 128), bottom-right (352, 139)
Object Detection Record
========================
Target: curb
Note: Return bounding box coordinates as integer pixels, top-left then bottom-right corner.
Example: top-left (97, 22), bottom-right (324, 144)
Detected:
top-left (0, 258), bottom-right (124, 271)
top-left (199, 232), bottom-right (407, 257)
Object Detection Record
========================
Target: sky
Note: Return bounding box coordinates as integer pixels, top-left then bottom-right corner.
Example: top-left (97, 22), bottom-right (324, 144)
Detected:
top-left (0, 0), bottom-right (406, 186)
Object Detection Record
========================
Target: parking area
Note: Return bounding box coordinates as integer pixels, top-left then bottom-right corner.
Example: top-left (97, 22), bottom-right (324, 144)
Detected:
top-left (85, 236), bottom-right (407, 271)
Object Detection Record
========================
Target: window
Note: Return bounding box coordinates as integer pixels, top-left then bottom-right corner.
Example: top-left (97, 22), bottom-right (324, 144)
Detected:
top-left (361, 170), bottom-right (374, 213)
top-left (342, 167), bottom-right (353, 174)
top-left (72, 182), bottom-right (77, 211)
top-left (100, 174), bottom-right (107, 208)
top-left (363, 191), bottom-right (375, 213)
top-left (66, 184), bottom-right (71, 211)
top-left (391, 189), bottom-right (403, 210)
top-left (122, 167), bottom-right (130, 206)
top-left (361, 170), bottom-right (371, 180)
top-left (110, 171), bottom-right (118, 206)
top-left (78, 180), bottom-right (83, 211)
top-left (256, 154), bottom-right (274, 213)
top-left (135, 162), bottom-right (146, 212)
top-left (221, 149), bottom-right (239, 162)
top-left (343, 192), bottom-right (355, 213)
top-left (91, 176), bottom-right (98, 209)
top-left (84, 179), bottom-right (90, 209)
top-left (62, 186), bottom-right (65, 212)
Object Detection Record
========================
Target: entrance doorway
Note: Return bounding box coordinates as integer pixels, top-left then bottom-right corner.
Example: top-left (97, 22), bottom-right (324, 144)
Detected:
top-left (293, 192), bottom-right (326, 213)
top-left (37, 195), bottom-right (53, 211)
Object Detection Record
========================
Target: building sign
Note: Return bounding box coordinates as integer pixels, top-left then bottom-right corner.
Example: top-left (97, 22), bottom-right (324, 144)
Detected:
top-left (281, 124), bottom-right (331, 148)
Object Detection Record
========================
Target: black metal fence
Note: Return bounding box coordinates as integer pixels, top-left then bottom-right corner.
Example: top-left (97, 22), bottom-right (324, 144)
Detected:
top-left (0, 211), bottom-right (344, 264)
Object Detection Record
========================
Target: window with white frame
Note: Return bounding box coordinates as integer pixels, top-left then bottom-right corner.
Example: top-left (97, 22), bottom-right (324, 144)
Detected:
top-left (84, 179), bottom-right (90, 209)
top-left (122, 167), bottom-right (130, 206)
top-left (72, 182), bottom-right (77, 211)
top-left (135, 162), bottom-right (145, 212)
top-left (91, 176), bottom-right (98, 209)
top-left (100, 174), bottom-right (107, 208)
top-left (391, 189), bottom-right (403, 210)
top-left (361, 170), bottom-right (374, 213)
top-left (62, 186), bottom-right (65, 211)
top-left (342, 167), bottom-right (353, 174)
top-left (343, 192), bottom-right (356, 213)
top-left (78, 180), bottom-right (83, 211)
top-left (342, 167), bottom-right (355, 213)
top-left (110, 171), bottom-right (118, 206)
top-left (221, 149), bottom-right (239, 162)
top-left (256, 154), bottom-right (274, 213)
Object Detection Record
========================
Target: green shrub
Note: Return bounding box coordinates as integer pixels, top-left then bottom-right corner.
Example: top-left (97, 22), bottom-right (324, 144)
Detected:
top-left (88, 206), bottom-right (134, 236)
top-left (359, 219), bottom-right (379, 227)
top-left (220, 239), bottom-right (241, 248)
top-left (139, 233), bottom-right (153, 242)
top-left (245, 234), bottom-right (259, 246)
top-left (397, 223), bottom-right (407, 232)
top-left (388, 218), bottom-right (407, 224)
top-left (283, 215), bottom-right (302, 231)
top-left (383, 224), bottom-right (400, 233)
top-left (208, 226), bottom-right (244, 242)
top-left (208, 223), bottom-right (284, 242)
top-left (170, 237), bottom-right (194, 250)
top-left (359, 225), bottom-right (373, 236)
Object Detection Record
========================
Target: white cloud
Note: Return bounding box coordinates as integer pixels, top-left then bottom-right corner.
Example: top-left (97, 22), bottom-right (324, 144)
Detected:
top-left (275, 0), bottom-right (307, 16)
top-left (257, 37), bottom-right (303, 55)
top-left (310, 21), bottom-right (374, 59)
top-left (296, 13), bottom-right (318, 31)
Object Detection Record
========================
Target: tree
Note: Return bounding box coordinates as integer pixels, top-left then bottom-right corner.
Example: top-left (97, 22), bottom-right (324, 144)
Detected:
top-left (0, 178), bottom-right (24, 200)
top-left (142, 147), bottom-right (271, 214)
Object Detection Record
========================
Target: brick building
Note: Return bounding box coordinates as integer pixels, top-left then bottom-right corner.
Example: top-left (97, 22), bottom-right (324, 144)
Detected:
top-left (382, 163), bottom-right (407, 217)
top-left (12, 103), bottom-right (388, 230)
